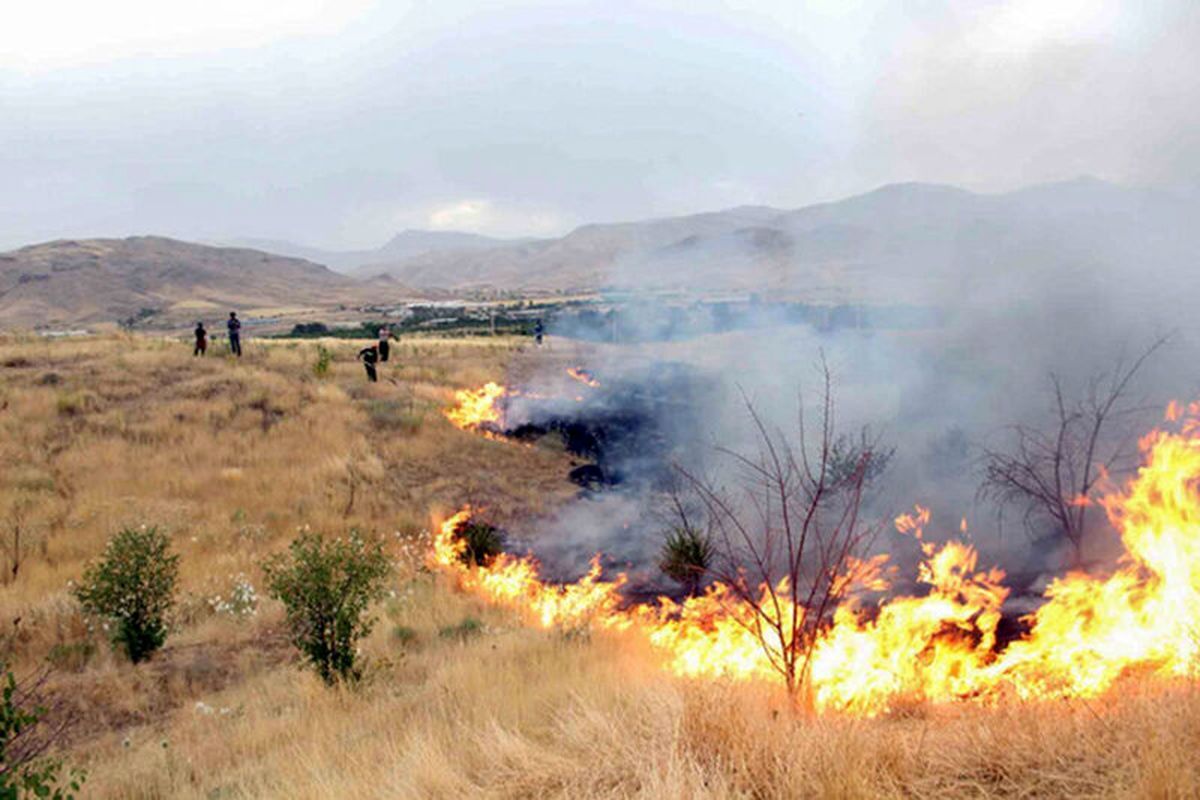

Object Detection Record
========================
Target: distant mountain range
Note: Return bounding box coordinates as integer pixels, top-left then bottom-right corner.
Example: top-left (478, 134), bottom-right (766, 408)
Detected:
top-left (348, 178), bottom-right (1200, 301)
top-left (3, 178), bottom-right (1197, 328)
top-left (0, 237), bottom-right (376, 328)
top-left (222, 229), bottom-right (525, 272)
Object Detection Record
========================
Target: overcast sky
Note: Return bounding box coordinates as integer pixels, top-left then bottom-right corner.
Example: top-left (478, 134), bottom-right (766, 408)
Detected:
top-left (2, 0), bottom-right (1197, 250)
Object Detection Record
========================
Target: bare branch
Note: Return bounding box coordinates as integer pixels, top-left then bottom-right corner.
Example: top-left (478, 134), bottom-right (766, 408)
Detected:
top-left (979, 336), bottom-right (1168, 566)
top-left (675, 367), bottom-right (884, 700)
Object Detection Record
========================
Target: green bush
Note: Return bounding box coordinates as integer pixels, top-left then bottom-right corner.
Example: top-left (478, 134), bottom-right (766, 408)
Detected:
top-left (451, 519), bottom-right (505, 567)
top-left (659, 525), bottom-right (714, 596)
top-left (312, 345), bottom-right (333, 378)
top-left (437, 618), bottom-right (483, 641)
top-left (263, 532), bottom-right (391, 685)
top-left (391, 625), bottom-right (418, 646)
top-left (73, 527), bottom-right (179, 663)
top-left (0, 669), bottom-right (85, 799)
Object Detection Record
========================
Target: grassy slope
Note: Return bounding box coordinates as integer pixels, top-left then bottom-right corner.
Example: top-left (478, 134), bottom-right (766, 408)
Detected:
top-left (0, 334), bottom-right (1197, 798)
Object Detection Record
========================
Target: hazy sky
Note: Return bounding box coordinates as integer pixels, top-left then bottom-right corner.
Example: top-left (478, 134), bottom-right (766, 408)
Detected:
top-left (2, 0), bottom-right (1197, 249)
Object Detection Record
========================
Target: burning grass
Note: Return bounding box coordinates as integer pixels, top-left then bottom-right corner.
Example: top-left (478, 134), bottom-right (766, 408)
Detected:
top-left (438, 377), bottom-right (1200, 717)
top-left (1, 331), bottom-right (1198, 797)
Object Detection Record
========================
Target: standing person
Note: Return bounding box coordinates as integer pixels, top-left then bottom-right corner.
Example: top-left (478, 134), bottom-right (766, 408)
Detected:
top-left (227, 312), bottom-right (242, 357)
top-left (377, 324), bottom-right (392, 363)
top-left (193, 322), bottom-right (207, 356)
top-left (357, 344), bottom-right (379, 382)
top-left (533, 318), bottom-right (544, 347)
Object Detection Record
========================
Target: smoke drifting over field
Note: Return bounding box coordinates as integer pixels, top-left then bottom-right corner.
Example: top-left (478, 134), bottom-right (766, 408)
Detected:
top-left (494, 179), bottom-right (1200, 599)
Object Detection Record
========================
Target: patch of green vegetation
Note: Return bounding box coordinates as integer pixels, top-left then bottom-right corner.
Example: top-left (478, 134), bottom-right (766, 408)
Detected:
top-left (659, 525), bottom-right (714, 597)
top-left (0, 669), bottom-right (86, 798)
top-left (275, 311), bottom-right (541, 340)
top-left (451, 520), bottom-right (505, 568)
top-left (438, 617), bottom-right (483, 641)
top-left (74, 526), bottom-right (179, 664)
top-left (312, 344), bottom-right (333, 378)
top-left (263, 531), bottom-right (391, 685)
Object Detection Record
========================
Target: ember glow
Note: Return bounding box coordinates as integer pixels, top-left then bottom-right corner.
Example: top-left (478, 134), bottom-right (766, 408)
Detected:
top-left (431, 402), bottom-right (1200, 715)
top-left (567, 366), bottom-right (601, 388)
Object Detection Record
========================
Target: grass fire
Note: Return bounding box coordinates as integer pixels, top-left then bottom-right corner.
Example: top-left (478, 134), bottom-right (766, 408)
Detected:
top-left (441, 375), bottom-right (1200, 717)
top-left (4, 326), bottom-right (1200, 797)
top-left (8, 5), bottom-right (1200, 795)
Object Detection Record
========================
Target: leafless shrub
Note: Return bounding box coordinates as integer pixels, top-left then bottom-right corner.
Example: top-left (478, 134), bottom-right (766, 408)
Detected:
top-left (979, 336), bottom-right (1168, 567)
top-left (677, 363), bottom-right (886, 702)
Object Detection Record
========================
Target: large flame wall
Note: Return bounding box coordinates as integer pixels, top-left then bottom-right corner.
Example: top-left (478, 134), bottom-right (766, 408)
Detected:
top-left (435, 389), bottom-right (1200, 716)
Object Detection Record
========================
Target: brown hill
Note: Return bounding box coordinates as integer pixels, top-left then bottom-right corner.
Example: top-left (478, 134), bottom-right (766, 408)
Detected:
top-left (354, 180), bottom-right (1200, 302)
top-left (353, 206), bottom-right (780, 290)
top-left (0, 236), bottom-right (372, 328)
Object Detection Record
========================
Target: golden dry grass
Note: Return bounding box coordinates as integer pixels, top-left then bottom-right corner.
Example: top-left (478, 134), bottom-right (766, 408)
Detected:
top-left (0, 331), bottom-right (1196, 799)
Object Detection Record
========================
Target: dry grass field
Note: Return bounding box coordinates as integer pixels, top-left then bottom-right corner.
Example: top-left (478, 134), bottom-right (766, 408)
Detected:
top-left (0, 332), bottom-right (1197, 799)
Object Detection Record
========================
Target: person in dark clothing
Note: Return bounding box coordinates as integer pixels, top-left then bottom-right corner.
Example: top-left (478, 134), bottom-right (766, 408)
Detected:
top-left (377, 324), bottom-right (392, 363)
top-left (193, 322), bottom-right (207, 356)
top-left (357, 344), bottom-right (379, 382)
top-left (227, 312), bottom-right (242, 357)
top-left (533, 318), bottom-right (544, 347)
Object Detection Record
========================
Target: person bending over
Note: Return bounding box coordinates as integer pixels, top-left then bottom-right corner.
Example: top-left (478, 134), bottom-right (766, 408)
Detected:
top-left (358, 344), bottom-right (379, 382)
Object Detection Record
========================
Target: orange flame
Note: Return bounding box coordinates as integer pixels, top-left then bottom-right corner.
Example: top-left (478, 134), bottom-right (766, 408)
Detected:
top-left (431, 405), bottom-right (1200, 714)
top-left (444, 382), bottom-right (509, 436)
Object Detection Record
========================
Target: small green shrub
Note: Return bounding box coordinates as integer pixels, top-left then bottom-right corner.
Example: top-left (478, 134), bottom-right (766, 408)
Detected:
top-left (73, 527), bottom-right (179, 663)
top-left (312, 345), bottom-right (333, 378)
top-left (659, 525), bottom-right (714, 597)
top-left (392, 625), bottom-right (418, 646)
top-left (451, 519), bottom-right (505, 567)
top-left (438, 618), bottom-right (483, 641)
top-left (263, 532), bottom-right (392, 685)
top-left (0, 669), bottom-right (85, 798)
